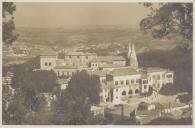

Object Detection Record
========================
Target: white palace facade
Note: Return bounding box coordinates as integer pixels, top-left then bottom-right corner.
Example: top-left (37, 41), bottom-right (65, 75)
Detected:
top-left (40, 43), bottom-right (174, 104)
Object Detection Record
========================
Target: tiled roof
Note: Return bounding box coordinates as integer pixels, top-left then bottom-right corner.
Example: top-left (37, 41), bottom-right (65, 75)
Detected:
top-left (109, 67), bottom-right (140, 76)
top-left (40, 50), bottom-right (56, 56)
top-left (146, 67), bottom-right (172, 73)
top-left (100, 64), bottom-right (126, 68)
top-left (65, 51), bottom-right (96, 56)
top-left (92, 56), bottom-right (126, 62)
top-left (146, 67), bottom-right (166, 73)
top-left (140, 72), bottom-right (148, 79)
top-left (54, 66), bottom-right (78, 69)
top-left (88, 70), bottom-right (109, 77)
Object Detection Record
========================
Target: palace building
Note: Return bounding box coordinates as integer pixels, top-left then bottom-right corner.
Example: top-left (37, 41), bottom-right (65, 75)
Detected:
top-left (39, 43), bottom-right (174, 104)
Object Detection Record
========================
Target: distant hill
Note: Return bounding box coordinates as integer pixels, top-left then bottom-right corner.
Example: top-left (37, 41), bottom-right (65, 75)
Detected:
top-left (15, 26), bottom-right (186, 53)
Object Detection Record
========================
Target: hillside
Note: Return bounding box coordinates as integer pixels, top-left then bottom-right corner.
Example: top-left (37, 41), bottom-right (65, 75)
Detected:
top-left (15, 26), bottom-right (186, 54)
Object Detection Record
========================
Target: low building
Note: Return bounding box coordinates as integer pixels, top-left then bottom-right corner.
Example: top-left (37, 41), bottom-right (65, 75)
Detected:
top-left (57, 78), bottom-right (69, 90)
top-left (137, 102), bottom-right (155, 111)
top-left (90, 105), bottom-right (104, 117)
top-left (146, 67), bottom-right (174, 91)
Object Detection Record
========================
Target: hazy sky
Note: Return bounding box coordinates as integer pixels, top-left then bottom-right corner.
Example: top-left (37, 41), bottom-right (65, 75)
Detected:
top-left (15, 3), bottom-right (151, 28)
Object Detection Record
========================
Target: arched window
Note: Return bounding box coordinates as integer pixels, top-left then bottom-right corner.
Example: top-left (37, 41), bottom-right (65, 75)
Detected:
top-left (128, 90), bottom-right (133, 95)
top-left (122, 91), bottom-right (126, 95)
top-left (135, 89), bottom-right (139, 94)
top-left (49, 62), bottom-right (52, 66)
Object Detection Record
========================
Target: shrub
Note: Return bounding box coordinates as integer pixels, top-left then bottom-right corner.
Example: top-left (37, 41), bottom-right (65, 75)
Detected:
top-left (177, 94), bottom-right (192, 103)
top-left (159, 83), bottom-right (178, 95)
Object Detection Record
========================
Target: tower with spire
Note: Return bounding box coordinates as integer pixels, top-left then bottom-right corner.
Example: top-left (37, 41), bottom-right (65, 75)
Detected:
top-left (127, 43), bottom-right (138, 68)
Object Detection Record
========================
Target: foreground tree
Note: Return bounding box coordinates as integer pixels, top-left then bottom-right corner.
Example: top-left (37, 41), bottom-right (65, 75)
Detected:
top-left (3, 2), bottom-right (18, 45)
top-left (67, 70), bottom-right (101, 104)
top-left (52, 70), bottom-right (101, 124)
top-left (140, 3), bottom-right (192, 49)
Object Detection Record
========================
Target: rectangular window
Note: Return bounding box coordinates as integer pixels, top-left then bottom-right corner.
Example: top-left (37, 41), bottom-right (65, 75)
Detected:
top-left (121, 81), bottom-right (124, 85)
top-left (86, 56), bottom-right (88, 59)
top-left (144, 85), bottom-right (147, 89)
top-left (162, 74), bottom-right (165, 78)
top-left (136, 79), bottom-right (140, 83)
top-left (69, 56), bottom-right (71, 58)
top-left (157, 75), bottom-right (160, 80)
top-left (77, 56), bottom-right (80, 59)
top-left (126, 80), bottom-right (129, 85)
top-left (115, 81), bottom-right (118, 85)
top-left (131, 79), bottom-right (134, 84)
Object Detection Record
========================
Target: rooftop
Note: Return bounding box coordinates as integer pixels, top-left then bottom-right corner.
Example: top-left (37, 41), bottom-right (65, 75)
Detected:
top-left (65, 51), bottom-right (96, 56)
top-left (90, 105), bottom-right (104, 111)
top-left (88, 70), bottom-right (109, 77)
top-left (40, 50), bottom-right (57, 56)
top-left (92, 56), bottom-right (126, 63)
top-left (100, 64), bottom-right (126, 68)
top-left (146, 67), bottom-right (172, 73)
top-left (109, 67), bottom-right (140, 76)
top-left (54, 66), bottom-right (78, 69)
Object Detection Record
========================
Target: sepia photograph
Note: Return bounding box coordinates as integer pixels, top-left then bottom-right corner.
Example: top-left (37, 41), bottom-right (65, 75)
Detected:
top-left (2, 1), bottom-right (193, 126)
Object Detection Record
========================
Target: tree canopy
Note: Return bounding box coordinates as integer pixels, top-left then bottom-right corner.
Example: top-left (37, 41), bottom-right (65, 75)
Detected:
top-left (3, 2), bottom-right (18, 45)
top-left (140, 3), bottom-right (192, 47)
top-left (52, 70), bottom-right (101, 124)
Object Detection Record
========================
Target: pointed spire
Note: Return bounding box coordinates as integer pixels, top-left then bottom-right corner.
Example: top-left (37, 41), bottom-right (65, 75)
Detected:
top-left (128, 43), bottom-right (131, 58)
top-left (127, 43), bottom-right (138, 68)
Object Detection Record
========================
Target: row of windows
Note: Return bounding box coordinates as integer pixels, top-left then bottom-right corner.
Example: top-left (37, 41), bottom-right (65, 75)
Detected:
top-left (166, 74), bottom-right (173, 78)
top-left (102, 89), bottom-right (139, 100)
top-left (151, 74), bottom-right (172, 80)
top-left (115, 79), bottom-right (140, 85)
top-left (152, 75), bottom-right (161, 80)
top-left (92, 63), bottom-right (98, 67)
top-left (65, 55), bottom-right (89, 59)
top-left (122, 89), bottom-right (139, 95)
top-left (57, 71), bottom-right (75, 76)
top-left (142, 80), bottom-right (148, 84)
top-left (45, 62), bottom-right (52, 66)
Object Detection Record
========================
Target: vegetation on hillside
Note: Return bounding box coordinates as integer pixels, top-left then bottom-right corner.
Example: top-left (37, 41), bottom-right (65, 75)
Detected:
top-left (51, 70), bottom-right (101, 124)
top-left (147, 117), bottom-right (192, 125)
top-left (3, 2), bottom-right (18, 45)
top-left (140, 3), bottom-right (192, 43)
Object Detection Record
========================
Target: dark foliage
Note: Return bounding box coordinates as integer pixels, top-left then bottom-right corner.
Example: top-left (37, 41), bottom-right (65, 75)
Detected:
top-left (159, 83), bottom-right (178, 95)
top-left (67, 70), bottom-right (101, 104)
top-left (177, 94), bottom-right (192, 103)
top-left (51, 70), bottom-right (101, 125)
top-left (3, 91), bottom-right (27, 124)
top-left (114, 118), bottom-right (139, 125)
top-left (148, 117), bottom-right (192, 125)
top-left (140, 3), bottom-right (193, 43)
top-left (3, 2), bottom-right (18, 45)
